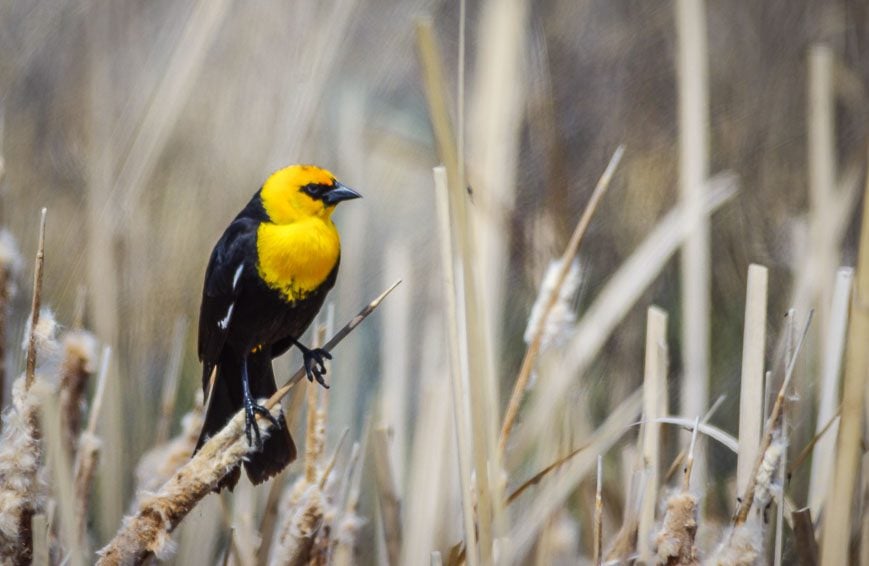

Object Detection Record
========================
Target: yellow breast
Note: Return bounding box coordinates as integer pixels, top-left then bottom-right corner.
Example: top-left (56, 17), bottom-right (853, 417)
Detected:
top-left (256, 218), bottom-right (341, 302)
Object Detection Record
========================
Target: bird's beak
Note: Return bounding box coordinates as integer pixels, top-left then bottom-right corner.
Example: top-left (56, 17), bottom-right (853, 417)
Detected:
top-left (324, 183), bottom-right (363, 205)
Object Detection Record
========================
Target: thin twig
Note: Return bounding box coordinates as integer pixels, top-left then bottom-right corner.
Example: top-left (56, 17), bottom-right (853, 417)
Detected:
top-left (499, 146), bottom-right (624, 456)
top-left (593, 456), bottom-right (603, 566)
top-left (506, 441), bottom-right (591, 505)
top-left (683, 416), bottom-right (700, 491)
top-left (24, 208), bottom-right (47, 391)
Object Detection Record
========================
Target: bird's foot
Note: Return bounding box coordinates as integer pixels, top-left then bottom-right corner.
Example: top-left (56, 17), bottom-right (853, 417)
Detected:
top-left (301, 347), bottom-right (332, 388)
top-left (243, 397), bottom-right (281, 450)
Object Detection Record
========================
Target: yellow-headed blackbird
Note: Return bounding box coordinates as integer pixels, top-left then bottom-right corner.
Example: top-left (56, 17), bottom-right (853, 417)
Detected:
top-left (194, 164), bottom-right (360, 489)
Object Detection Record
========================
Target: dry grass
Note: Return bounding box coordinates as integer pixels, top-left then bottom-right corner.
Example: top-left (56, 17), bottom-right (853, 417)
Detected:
top-left (0, 1), bottom-right (868, 565)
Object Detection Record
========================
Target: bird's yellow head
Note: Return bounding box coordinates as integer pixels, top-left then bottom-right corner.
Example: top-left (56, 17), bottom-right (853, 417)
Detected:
top-left (260, 164), bottom-right (361, 224)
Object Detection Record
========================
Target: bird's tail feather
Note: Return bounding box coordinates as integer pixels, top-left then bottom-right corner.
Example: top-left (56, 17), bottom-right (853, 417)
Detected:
top-left (195, 349), bottom-right (296, 491)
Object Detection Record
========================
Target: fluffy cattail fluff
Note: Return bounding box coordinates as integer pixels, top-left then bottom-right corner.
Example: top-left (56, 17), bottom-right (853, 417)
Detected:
top-left (707, 517), bottom-right (764, 566)
top-left (708, 435), bottom-right (786, 565)
top-left (134, 398), bottom-right (204, 499)
top-left (654, 491), bottom-right (700, 565)
top-left (21, 308), bottom-right (62, 379)
top-left (0, 378), bottom-right (49, 563)
top-left (524, 259), bottom-right (581, 353)
top-left (269, 484), bottom-right (325, 566)
top-left (58, 330), bottom-right (98, 456)
top-left (97, 404), bottom-right (281, 564)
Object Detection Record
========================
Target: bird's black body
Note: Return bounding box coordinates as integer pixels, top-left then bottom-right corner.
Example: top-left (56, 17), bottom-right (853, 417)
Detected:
top-left (195, 191), bottom-right (338, 490)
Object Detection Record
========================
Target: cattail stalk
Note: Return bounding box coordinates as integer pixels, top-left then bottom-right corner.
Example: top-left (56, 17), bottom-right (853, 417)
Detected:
top-left (24, 209), bottom-right (47, 391)
top-left (736, 264), bottom-right (768, 493)
top-left (820, 151), bottom-right (869, 566)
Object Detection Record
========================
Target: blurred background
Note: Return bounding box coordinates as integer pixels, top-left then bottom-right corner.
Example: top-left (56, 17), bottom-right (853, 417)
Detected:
top-left (0, 0), bottom-right (867, 563)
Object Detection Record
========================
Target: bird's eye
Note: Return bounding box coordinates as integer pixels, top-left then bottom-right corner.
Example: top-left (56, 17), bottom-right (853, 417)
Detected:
top-left (301, 183), bottom-right (333, 199)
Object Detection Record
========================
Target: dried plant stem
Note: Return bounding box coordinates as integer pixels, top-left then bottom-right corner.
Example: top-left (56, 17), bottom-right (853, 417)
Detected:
top-left (791, 508), bottom-right (819, 566)
top-left (373, 428), bottom-right (402, 566)
top-left (676, 0), bottom-right (711, 491)
top-left (96, 284), bottom-right (397, 565)
top-left (30, 514), bottom-right (47, 566)
top-left (736, 264), bottom-right (768, 493)
top-left (663, 395), bottom-right (725, 482)
top-left (684, 416), bottom-right (700, 490)
top-left (418, 24), bottom-right (499, 558)
top-left (820, 155), bottom-right (869, 565)
top-left (732, 311), bottom-right (811, 525)
top-left (24, 208), bottom-right (47, 391)
top-left (59, 330), bottom-right (98, 457)
top-left (638, 306), bottom-right (667, 562)
top-left (499, 145), bottom-right (624, 455)
top-left (807, 44), bottom-right (837, 338)
top-left (74, 346), bottom-right (111, 542)
top-left (808, 267), bottom-right (851, 516)
top-left (432, 166), bottom-right (478, 566)
top-left (593, 456), bottom-right (603, 566)
top-left (0, 263), bottom-right (10, 413)
top-left (39, 391), bottom-right (84, 566)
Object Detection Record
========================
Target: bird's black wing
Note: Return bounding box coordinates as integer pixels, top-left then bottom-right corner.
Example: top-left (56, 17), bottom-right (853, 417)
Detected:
top-left (197, 217), bottom-right (257, 394)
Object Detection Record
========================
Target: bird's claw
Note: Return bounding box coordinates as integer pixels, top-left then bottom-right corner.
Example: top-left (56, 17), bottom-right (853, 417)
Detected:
top-left (303, 348), bottom-right (332, 388)
top-left (243, 398), bottom-right (281, 450)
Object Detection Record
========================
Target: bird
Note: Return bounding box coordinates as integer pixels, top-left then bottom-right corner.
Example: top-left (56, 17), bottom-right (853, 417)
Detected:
top-left (194, 164), bottom-right (361, 489)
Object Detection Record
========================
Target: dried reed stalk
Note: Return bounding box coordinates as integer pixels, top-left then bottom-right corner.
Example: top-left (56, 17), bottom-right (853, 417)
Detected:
top-left (499, 146), bottom-right (624, 455)
top-left (379, 242), bottom-right (410, 490)
top-left (736, 264), bottom-right (768, 493)
top-left (638, 306), bottom-right (668, 562)
top-left (418, 22), bottom-right (499, 561)
top-left (432, 166), bottom-right (478, 566)
top-left (819, 152), bottom-right (869, 565)
top-left (593, 456), bottom-right (603, 566)
top-left (73, 346), bottom-right (111, 542)
top-left (58, 329), bottom-right (98, 457)
top-left (808, 267), bottom-right (851, 516)
top-left (806, 44), bottom-right (837, 339)
top-left (791, 507), bottom-right (818, 566)
top-left (467, 0), bottom-right (528, 358)
top-left (675, 0), bottom-right (711, 491)
top-left (97, 284), bottom-right (397, 565)
top-left (30, 514), bottom-right (47, 566)
top-left (401, 366), bottom-right (451, 565)
top-left (373, 428), bottom-right (402, 566)
top-left (24, 208), bottom-right (47, 391)
top-left (39, 389), bottom-right (84, 566)
top-left (331, 437), bottom-right (366, 566)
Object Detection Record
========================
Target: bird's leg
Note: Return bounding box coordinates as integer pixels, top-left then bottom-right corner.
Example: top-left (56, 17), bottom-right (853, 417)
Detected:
top-left (241, 355), bottom-right (281, 450)
top-left (291, 338), bottom-right (332, 388)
